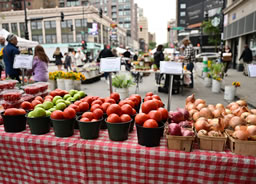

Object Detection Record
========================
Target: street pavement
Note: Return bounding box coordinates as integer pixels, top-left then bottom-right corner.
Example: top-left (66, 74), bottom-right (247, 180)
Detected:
top-left (48, 63), bottom-right (255, 111)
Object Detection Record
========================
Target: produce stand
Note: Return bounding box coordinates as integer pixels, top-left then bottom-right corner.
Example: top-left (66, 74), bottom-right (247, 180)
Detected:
top-left (0, 126), bottom-right (256, 183)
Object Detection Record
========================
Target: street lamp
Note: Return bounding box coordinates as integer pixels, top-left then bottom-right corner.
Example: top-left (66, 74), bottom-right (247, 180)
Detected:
top-left (24, 0), bottom-right (29, 40)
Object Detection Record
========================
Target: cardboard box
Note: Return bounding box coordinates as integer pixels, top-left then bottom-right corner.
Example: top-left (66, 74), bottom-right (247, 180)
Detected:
top-left (197, 134), bottom-right (227, 152)
top-left (226, 130), bottom-right (256, 157)
top-left (166, 134), bottom-right (195, 152)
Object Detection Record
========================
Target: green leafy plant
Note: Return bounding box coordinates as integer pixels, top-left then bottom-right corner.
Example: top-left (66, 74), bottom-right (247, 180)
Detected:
top-left (210, 62), bottom-right (225, 81)
top-left (112, 74), bottom-right (135, 88)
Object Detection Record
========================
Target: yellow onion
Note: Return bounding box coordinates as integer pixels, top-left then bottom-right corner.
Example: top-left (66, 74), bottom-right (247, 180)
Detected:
top-left (241, 112), bottom-right (251, 120)
top-left (212, 109), bottom-right (222, 118)
top-left (187, 103), bottom-right (196, 111)
top-left (251, 109), bottom-right (256, 115)
top-left (235, 125), bottom-right (248, 131)
top-left (229, 116), bottom-right (245, 128)
top-left (222, 114), bottom-right (234, 128)
top-left (189, 109), bottom-right (198, 117)
top-left (193, 112), bottom-right (200, 121)
top-left (236, 100), bottom-right (247, 106)
top-left (208, 104), bottom-right (216, 112)
top-left (197, 129), bottom-right (208, 136)
top-left (199, 108), bottom-right (213, 119)
top-left (194, 99), bottom-right (206, 106)
top-left (196, 103), bottom-right (207, 111)
top-left (186, 94), bottom-right (195, 104)
top-left (233, 130), bottom-right (249, 140)
top-left (247, 125), bottom-right (256, 136)
top-left (246, 114), bottom-right (256, 125)
top-left (230, 103), bottom-right (240, 112)
top-left (208, 130), bottom-right (222, 137)
top-left (195, 119), bottom-right (210, 132)
top-left (209, 118), bottom-right (224, 132)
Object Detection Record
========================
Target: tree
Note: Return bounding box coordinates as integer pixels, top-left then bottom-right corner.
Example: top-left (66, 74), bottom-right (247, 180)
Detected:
top-left (201, 20), bottom-right (221, 52)
top-left (148, 42), bottom-right (157, 50)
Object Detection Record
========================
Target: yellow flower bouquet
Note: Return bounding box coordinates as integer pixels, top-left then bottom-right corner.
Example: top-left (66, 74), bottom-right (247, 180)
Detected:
top-left (232, 81), bottom-right (240, 87)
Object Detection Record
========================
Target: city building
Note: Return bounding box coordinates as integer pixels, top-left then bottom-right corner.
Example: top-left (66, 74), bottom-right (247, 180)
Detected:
top-left (223, 0), bottom-right (256, 71)
top-left (148, 32), bottom-right (156, 43)
top-left (0, 5), bottom-right (127, 60)
top-left (138, 16), bottom-right (148, 52)
top-left (167, 19), bottom-right (177, 47)
top-left (88, 0), bottom-right (138, 49)
top-left (176, 0), bottom-right (224, 51)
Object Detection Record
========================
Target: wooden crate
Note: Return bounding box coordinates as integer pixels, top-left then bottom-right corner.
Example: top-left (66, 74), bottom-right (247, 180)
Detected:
top-left (226, 130), bottom-right (256, 157)
top-left (166, 134), bottom-right (195, 152)
top-left (197, 134), bottom-right (227, 152)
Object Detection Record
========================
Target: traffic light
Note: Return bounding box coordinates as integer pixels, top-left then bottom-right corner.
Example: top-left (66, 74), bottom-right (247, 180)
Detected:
top-left (99, 8), bottom-right (103, 18)
top-left (204, 12), bottom-right (209, 21)
top-left (81, 40), bottom-right (87, 50)
top-left (61, 12), bottom-right (64, 22)
top-left (168, 25), bottom-right (171, 32)
top-left (140, 26), bottom-right (142, 32)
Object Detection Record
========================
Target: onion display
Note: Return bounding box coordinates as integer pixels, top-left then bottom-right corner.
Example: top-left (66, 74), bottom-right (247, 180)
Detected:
top-left (199, 108), bottom-right (213, 119)
top-left (227, 102), bottom-right (238, 110)
top-left (246, 114), bottom-right (256, 125)
top-left (168, 123), bottom-right (182, 136)
top-left (208, 104), bottom-right (216, 112)
top-left (186, 103), bottom-right (196, 111)
top-left (247, 125), bottom-right (256, 136)
top-left (196, 103), bottom-right (207, 111)
top-left (168, 111), bottom-right (184, 123)
top-left (208, 118), bottom-right (224, 132)
top-left (230, 103), bottom-right (240, 112)
top-left (233, 130), bottom-right (249, 140)
top-left (177, 108), bottom-right (189, 120)
top-left (197, 129), bottom-right (208, 136)
top-left (225, 109), bottom-right (231, 114)
top-left (241, 112), bottom-right (251, 120)
top-left (212, 109), bottom-right (222, 118)
top-left (229, 116), bottom-right (245, 128)
top-left (194, 99), bottom-right (206, 106)
top-left (189, 109), bottom-right (198, 117)
top-left (186, 94), bottom-right (195, 104)
top-left (234, 125), bottom-right (247, 131)
top-left (178, 120), bottom-right (192, 128)
top-left (193, 112), bottom-right (200, 121)
top-left (233, 106), bottom-right (249, 117)
top-left (182, 129), bottom-right (194, 136)
top-left (208, 130), bottom-right (222, 137)
top-left (251, 109), bottom-right (256, 115)
top-left (222, 114), bottom-right (234, 128)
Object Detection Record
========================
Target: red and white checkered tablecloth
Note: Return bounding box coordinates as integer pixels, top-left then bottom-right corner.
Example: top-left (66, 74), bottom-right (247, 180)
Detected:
top-left (0, 125), bottom-right (256, 184)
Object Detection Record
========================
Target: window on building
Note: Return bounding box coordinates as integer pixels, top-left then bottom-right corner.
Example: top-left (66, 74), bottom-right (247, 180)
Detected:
top-left (180, 19), bottom-right (186, 25)
top-left (123, 10), bottom-right (130, 16)
top-left (112, 6), bottom-right (117, 11)
top-left (32, 35), bottom-right (43, 43)
top-left (180, 3), bottom-right (186, 9)
top-left (31, 21), bottom-right (43, 43)
top-left (11, 23), bottom-right (18, 35)
top-left (45, 35), bottom-right (57, 43)
top-left (124, 4), bottom-right (130, 9)
top-left (19, 22), bottom-right (25, 38)
top-left (67, 0), bottom-right (80, 7)
top-left (124, 23), bottom-right (130, 28)
top-left (31, 21), bottom-right (42, 30)
top-left (75, 19), bottom-right (87, 28)
top-left (2, 23), bottom-right (9, 31)
top-left (61, 20), bottom-right (73, 43)
top-left (180, 11), bottom-right (186, 17)
top-left (75, 19), bottom-right (87, 42)
top-left (45, 21), bottom-right (57, 43)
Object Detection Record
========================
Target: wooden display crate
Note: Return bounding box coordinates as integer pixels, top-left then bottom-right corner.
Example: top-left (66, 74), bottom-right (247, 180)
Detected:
top-left (166, 134), bottom-right (195, 152)
top-left (197, 134), bottom-right (227, 152)
top-left (226, 130), bottom-right (256, 157)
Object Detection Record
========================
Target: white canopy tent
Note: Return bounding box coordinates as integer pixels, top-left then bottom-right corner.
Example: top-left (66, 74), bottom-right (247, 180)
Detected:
top-left (115, 47), bottom-right (135, 55)
top-left (0, 29), bottom-right (38, 48)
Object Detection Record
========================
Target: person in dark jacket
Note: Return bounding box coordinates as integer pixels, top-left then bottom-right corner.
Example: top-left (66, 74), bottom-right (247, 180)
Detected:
top-left (53, 47), bottom-right (63, 71)
top-left (3, 34), bottom-right (21, 82)
top-left (98, 45), bottom-right (114, 80)
top-left (239, 45), bottom-right (253, 76)
top-left (64, 52), bottom-right (72, 72)
top-left (154, 45), bottom-right (164, 84)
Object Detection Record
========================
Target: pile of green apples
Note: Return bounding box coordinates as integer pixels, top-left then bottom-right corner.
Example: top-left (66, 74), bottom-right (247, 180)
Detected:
top-left (27, 90), bottom-right (86, 118)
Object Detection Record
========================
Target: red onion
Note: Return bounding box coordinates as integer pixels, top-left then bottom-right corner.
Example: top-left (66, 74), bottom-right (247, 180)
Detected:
top-left (182, 130), bottom-right (194, 136)
top-left (178, 120), bottom-right (192, 128)
top-left (168, 111), bottom-right (184, 123)
top-left (168, 123), bottom-right (182, 136)
top-left (177, 108), bottom-right (189, 120)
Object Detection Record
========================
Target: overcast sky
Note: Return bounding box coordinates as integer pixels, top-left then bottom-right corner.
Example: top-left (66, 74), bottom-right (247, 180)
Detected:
top-left (134, 0), bottom-right (176, 44)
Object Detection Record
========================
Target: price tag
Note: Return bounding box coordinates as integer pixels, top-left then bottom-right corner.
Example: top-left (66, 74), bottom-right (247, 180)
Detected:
top-left (160, 61), bottom-right (183, 75)
top-left (13, 55), bottom-right (33, 69)
top-left (100, 57), bottom-right (121, 72)
top-left (248, 64), bottom-right (256, 77)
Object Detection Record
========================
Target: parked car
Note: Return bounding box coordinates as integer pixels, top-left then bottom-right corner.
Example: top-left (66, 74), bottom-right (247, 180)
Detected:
top-left (195, 52), bottom-right (220, 62)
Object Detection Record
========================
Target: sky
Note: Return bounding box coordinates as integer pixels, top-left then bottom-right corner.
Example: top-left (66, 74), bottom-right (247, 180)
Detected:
top-left (134, 0), bottom-right (176, 44)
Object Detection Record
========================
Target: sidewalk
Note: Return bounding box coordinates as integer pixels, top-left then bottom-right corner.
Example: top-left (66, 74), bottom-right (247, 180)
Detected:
top-left (195, 63), bottom-right (256, 108)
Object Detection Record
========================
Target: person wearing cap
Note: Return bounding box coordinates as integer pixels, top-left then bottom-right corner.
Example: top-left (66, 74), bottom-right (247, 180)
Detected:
top-left (2, 34), bottom-right (21, 82)
top-left (179, 38), bottom-right (195, 88)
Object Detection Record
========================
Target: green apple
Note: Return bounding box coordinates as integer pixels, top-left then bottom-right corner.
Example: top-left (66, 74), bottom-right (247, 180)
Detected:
top-left (73, 94), bottom-right (80, 100)
top-left (64, 100), bottom-right (71, 106)
top-left (67, 97), bottom-right (73, 102)
top-left (49, 107), bottom-right (56, 112)
top-left (78, 91), bottom-right (86, 98)
top-left (43, 101), bottom-right (53, 110)
top-left (35, 104), bottom-right (45, 109)
top-left (33, 108), bottom-right (46, 117)
top-left (28, 111), bottom-right (35, 118)
top-left (70, 97), bottom-right (76, 102)
top-left (69, 89), bottom-right (78, 97)
top-left (46, 110), bottom-right (51, 117)
top-left (56, 99), bottom-right (65, 104)
top-left (56, 102), bottom-right (66, 110)
top-left (63, 94), bottom-right (71, 100)
top-left (53, 96), bottom-right (62, 104)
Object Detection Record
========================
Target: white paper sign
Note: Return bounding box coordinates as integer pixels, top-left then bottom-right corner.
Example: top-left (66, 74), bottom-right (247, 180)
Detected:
top-left (100, 57), bottom-right (121, 72)
top-left (13, 54), bottom-right (33, 69)
top-left (248, 64), bottom-right (256, 77)
top-left (160, 61), bottom-right (183, 75)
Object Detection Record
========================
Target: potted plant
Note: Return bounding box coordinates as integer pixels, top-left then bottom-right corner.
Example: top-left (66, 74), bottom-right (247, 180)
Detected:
top-left (56, 71), bottom-right (66, 90)
top-left (49, 72), bottom-right (57, 91)
top-left (210, 63), bottom-right (225, 93)
top-left (203, 73), bottom-right (212, 87)
top-left (74, 72), bottom-right (86, 90)
top-left (112, 74), bottom-right (135, 100)
top-left (224, 81), bottom-right (240, 101)
top-left (64, 72), bottom-right (75, 91)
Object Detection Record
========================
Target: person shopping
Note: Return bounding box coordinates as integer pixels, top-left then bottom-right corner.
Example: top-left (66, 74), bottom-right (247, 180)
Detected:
top-left (53, 47), bottom-right (63, 71)
top-left (98, 45), bottom-right (114, 81)
top-left (31, 45), bottom-right (49, 82)
top-left (64, 52), bottom-right (72, 72)
top-left (2, 34), bottom-right (21, 82)
top-left (154, 45), bottom-right (164, 84)
top-left (222, 46), bottom-right (232, 76)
